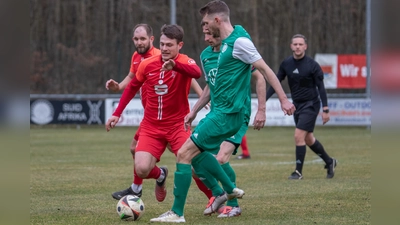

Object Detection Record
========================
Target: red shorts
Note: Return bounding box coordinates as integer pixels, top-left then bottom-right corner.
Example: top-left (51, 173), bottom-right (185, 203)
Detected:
top-left (133, 126), bottom-right (141, 141)
top-left (136, 121), bottom-right (191, 162)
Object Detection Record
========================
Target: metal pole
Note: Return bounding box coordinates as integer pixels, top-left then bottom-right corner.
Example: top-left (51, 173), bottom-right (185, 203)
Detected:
top-left (170, 0), bottom-right (176, 24)
top-left (366, 0), bottom-right (371, 99)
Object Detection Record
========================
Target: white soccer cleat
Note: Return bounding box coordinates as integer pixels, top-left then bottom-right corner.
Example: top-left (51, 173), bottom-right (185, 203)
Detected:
top-left (227, 188), bottom-right (245, 200)
top-left (150, 210), bottom-right (185, 223)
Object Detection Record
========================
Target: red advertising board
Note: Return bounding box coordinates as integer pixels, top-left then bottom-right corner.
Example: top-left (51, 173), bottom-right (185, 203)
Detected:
top-left (337, 54), bottom-right (367, 88)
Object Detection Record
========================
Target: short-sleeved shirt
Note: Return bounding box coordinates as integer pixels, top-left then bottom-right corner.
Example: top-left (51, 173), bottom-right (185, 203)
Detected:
top-left (211, 25), bottom-right (262, 113)
top-left (192, 25), bottom-right (261, 152)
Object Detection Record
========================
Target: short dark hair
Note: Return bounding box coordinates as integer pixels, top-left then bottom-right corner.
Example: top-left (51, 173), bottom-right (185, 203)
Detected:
top-left (160, 24), bottom-right (184, 43)
top-left (291, 34), bottom-right (307, 44)
top-left (199, 0), bottom-right (230, 17)
top-left (133, 24), bottom-right (153, 36)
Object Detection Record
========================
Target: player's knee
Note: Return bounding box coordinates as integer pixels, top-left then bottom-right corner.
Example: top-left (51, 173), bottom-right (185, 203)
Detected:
top-left (134, 167), bottom-right (149, 178)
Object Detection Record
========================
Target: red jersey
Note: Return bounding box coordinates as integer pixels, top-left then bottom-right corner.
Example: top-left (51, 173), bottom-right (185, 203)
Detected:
top-left (113, 53), bottom-right (201, 127)
top-left (129, 47), bottom-right (161, 107)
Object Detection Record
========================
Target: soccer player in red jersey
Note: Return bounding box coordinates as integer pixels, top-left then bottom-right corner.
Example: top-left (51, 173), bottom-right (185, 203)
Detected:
top-left (105, 24), bottom-right (211, 201)
top-left (106, 24), bottom-right (203, 202)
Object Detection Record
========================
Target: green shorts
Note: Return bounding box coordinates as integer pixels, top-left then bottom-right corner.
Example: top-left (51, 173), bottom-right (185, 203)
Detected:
top-left (222, 114), bottom-right (250, 155)
top-left (191, 109), bottom-right (245, 153)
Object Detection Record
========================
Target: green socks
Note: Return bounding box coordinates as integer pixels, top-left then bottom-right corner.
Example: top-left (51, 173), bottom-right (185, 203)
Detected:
top-left (171, 163), bottom-right (192, 216)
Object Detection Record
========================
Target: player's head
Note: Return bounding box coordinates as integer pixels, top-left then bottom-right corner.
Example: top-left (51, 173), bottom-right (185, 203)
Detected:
top-left (202, 23), bottom-right (221, 50)
top-left (199, 0), bottom-right (230, 38)
top-left (132, 24), bottom-right (154, 54)
top-left (290, 34), bottom-right (308, 59)
top-left (160, 24), bottom-right (184, 61)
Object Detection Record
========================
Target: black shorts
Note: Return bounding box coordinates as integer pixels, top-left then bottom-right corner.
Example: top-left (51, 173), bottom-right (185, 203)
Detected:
top-left (293, 100), bottom-right (320, 132)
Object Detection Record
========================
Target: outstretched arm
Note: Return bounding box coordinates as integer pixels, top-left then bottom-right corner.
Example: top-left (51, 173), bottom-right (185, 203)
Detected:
top-left (191, 78), bottom-right (203, 97)
top-left (253, 59), bottom-right (295, 115)
top-left (184, 85), bottom-right (211, 131)
top-left (105, 76), bottom-right (143, 131)
top-left (251, 69), bottom-right (266, 130)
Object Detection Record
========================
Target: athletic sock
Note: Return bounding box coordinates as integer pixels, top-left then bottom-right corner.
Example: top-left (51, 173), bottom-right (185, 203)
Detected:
top-left (221, 163), bottom-right (239, 207)
top-left (171, 163), bottom-right (192, 217)
top-left (131, 184), bottom-right (142, 193)
top-left (240, 136), bottom-right (250, 156)
top-left (192, 153), bottom-right (224, 196)
top-left (192, 176), bottom-right (213, 199)
top-left (156, 168), bottom-right (165, 183)
top-left (196, 152), bottom-right (236, 194)
top-left (309, 139), bottom-right (333, 164)
top-left (133, 169), bottom-right (143, 185)
top-left (145, 165), bottom-right (161, 179)
top-left (295, 145), bottom-right (306, 174)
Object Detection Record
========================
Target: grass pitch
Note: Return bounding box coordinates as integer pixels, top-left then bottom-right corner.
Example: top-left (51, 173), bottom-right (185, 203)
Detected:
top-left (30, 125), bottom-right (370, 224)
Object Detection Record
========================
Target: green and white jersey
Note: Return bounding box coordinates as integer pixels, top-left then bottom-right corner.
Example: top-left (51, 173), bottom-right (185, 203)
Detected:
top-left (211, 25), bottom-right (262, 113)
top-left (200, 46), bottom-right (219, 111)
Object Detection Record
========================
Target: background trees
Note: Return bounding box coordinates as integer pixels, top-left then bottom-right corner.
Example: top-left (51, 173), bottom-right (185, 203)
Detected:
top-left (30, 0), bottom-right (366, 94)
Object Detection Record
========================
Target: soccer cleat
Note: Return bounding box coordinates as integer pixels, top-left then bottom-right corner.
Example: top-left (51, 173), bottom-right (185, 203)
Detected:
top-left (203, 193), bottom-right (228, 215)
top-left (216, 204), bottom-right (226, 215)
top-left (288, 170), bottom-right (303, 180)
top-left (325, 158), bottom-right (337, 179)
top-left (236, 154), bottom-right (251, 160)
top-left (217, 206), bottom-right (242, 218)
top-left (155, 167), bottom-right (168, 202)
top-left (227, 187), bottom-right (245, 200)
top-left (111, 186), bottom-right (142, 200)
top-left (150, 210), bottom-right (185, 223)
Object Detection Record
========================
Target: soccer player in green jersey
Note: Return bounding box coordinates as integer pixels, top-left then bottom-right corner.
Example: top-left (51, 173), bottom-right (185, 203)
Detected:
top-left (189, 26), bottom-right (267, 218)
top-left (150, 1), bottom-right (295, 222)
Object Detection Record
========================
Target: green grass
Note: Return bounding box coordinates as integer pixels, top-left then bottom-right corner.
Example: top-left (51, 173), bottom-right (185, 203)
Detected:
top-left (30, 126), bottom-right (371, 224)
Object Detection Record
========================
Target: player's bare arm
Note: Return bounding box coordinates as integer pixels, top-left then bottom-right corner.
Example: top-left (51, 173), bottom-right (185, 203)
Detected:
top-left (184, 85), bottom-right (211, 131)
top-left (252, 59), bottom-right (296, 115)
top-left (251, 69), bottom-right (266, 130)
top-left (105, 72), bottom-right (135, 92)
top-left (105, 76), bottom-right (144, 132)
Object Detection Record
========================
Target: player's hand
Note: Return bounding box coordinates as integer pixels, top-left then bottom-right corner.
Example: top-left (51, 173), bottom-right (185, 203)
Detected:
top-left (322, 112), bottom-right (330, 125)
top-left (253, 110), bottom-right (266, 130)
top-left (161, 59), bottom-right (175, 71)
top-left (281, 100), bottom-right (296, 116)
top-left (105, 116), bottom-right (120, 132)
top-left (106, 79), bottom-right (120, 92)
top-left (184, 111), bottom-right (196, 131)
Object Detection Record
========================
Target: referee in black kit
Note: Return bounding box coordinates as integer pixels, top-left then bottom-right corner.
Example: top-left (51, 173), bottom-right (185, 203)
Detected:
top-left (266, 34), bottom-right (337, 180)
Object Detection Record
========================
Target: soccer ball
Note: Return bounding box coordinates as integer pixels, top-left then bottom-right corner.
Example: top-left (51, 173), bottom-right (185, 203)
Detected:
top-left (116, 195), bottom-right (145, 221)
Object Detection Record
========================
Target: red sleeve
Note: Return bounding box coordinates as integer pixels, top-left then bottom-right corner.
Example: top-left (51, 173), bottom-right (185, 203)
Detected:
top-left (112, 76), bottom-right (144, 117)
top-left (129, 53), bottom-right (136, 74)
top-left (173, 55), bottom-right (201, 79)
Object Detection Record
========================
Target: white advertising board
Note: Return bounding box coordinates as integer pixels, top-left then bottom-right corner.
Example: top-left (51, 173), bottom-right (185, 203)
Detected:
top-left (105, 98), bottom-right (371, 126)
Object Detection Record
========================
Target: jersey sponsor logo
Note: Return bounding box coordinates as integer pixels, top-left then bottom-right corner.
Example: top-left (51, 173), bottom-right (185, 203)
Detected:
top-left (133, 61), bottom-right (140, 64)
top-left (293, 68), bottom-right (299, 74)
top-left (188, 59), bottom-right (196, 64)
top-left (154, 83), bottom-right (168, 95)
top-left (208, 68), bottom-right (217, 86)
